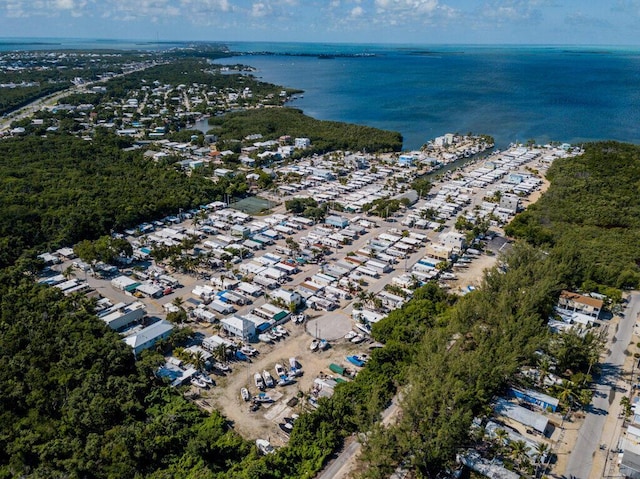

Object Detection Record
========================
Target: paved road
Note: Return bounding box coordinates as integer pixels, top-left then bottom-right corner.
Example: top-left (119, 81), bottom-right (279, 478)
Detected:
top-left (316, 394), bottom-right (402, 479)
top-left (564, 292), bottom-right (640, 478)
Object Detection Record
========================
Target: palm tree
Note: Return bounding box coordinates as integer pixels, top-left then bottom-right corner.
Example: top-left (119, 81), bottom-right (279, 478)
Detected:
top-left (172, 296), bottom-right (184, 309)
top-left (366, 291), bottom-right (377, 309)
top-left (62, 265), bottom-right (74, 280)
top-left (494, 428), bottom-right (509, 455)
top-left (193, 209), bottom-right (208, 230)
top-left (538, 356), bottom-right (551, 387)
top-left (191, 351), bottom-right (206, 372)
top-left (213, 344), bottom-right (227, 363)
top-left (173, 347), bottom-right (190, 363)
top-left (509, 440), bottom-right (528, 468)
top-left (534, 442), bottom-right (550, 477)
top-left (557, 380), bottom-right (578, 408)
top-left (577, 388), bottom-right (593, 409)
top-left (357, 290), bottom-right (368, 304)
top-left (621, 396), bottom-right (633, 419)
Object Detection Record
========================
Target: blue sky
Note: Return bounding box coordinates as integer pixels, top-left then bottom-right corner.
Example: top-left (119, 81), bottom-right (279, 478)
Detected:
top-left (1, 0), bottom-right (639, 45)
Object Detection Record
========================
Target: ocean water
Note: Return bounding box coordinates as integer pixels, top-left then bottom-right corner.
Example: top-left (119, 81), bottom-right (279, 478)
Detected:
top-left (0, 37), bottom-right (188, 52)
top-left (216, 43), bottom-right (640, 150)
top-left (2, 39), bottom-right (640, 150)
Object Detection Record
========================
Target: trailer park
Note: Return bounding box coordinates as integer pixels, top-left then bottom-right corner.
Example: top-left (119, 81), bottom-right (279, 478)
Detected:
top-left (36, 140), bottom-right (593, 453)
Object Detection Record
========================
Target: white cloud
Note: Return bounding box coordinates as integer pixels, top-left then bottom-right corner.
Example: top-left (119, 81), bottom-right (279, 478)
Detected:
top-left (0, 0), bottom-right (235, 20)
top-left (251, 2), bottom-right (270, 17)
top-left (371, 0), bottom-right (458, 25)
top-left (479, 0), bottom-right (552, 23)
top-left (54, 0), bottom-right (74, 9)
top-left (350, 5), bottom-right (363, 17)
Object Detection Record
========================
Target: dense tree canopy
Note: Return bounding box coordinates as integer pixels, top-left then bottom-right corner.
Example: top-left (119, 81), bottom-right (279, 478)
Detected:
top-left (505, 141), bottom-right (640, 289)
top-left (0, 132), bottom-right (243, 268)
top-left (208, 108), bottom-right (403, 154)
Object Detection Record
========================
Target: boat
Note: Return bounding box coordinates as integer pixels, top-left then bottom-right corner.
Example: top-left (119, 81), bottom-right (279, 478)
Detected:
top-left (275, 325), bottom-right (289, 336)
top-left (346, 355), bottom-right (368, 368)
top-left (344, 330), bottom-right (357, 340)
top-left (191, 377), bottom-right (208, 388)
top-left (258, 333), bottom-right (273, 343)
top-left (351, 333), bottom-right (365, 344)
top-left (199, 373), bottom-right (214, 385)
top-left (241, 345), bottom-right (257, 356)
top-left (240, 387), bottom-right (250, 402)
top-left (289, 357), bottom-right (302, 376)
top-left (279, 422), bottom-right (293, 435)
top-left (278, 376), bottom-right (295, 387)
top-left (235, 350), bottom-right (249, 361)
top-left (214, 362), bottom-right (230, 372)
top-left (266, 331), bottom-right (278, 341)
top-left (355, 323), bottom-right (371, 335)
top-left (256, 439), bottom-right (275, 455)
top-left (271, 328), bottom-right (283, 338)
top-left (319, 339), bottom-right (329, 350)
top-left (255, 392), bottom-right (273, 403)
top-left (275, 363), bottom-right (287, 378)
top-left (310, 339), bottom-right (320, 351)
top-left (329, 362), bottom-right (355, 378)
top-left (254, 372), bottom-right (265, 390)
top-left (262, 370), bottom-right (275, 388)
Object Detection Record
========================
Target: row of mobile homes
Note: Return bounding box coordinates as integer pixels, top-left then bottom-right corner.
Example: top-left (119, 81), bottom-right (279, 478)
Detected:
top-left (365, 260), bottom-right (392, 274)
top-left (253, 275), bottom-right (279, 290)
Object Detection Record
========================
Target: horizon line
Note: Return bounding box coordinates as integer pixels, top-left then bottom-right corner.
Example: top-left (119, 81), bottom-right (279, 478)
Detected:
top-left (1, 36), bottom-right (640, 49)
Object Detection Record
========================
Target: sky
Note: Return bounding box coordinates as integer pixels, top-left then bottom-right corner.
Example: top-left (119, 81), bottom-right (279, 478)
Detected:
top-left (1, 0), bottom-right (639, 45)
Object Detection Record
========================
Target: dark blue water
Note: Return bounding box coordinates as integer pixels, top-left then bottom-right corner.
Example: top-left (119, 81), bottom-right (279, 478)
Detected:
top-left (3, 39), bottom-right (640, 150)
top-left (216, 43), bottom-right (640, 150)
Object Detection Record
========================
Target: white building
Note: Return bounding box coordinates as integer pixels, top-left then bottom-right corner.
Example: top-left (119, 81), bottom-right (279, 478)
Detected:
top-left (99, 301), bottom-right (145, 331)
top-left (295, 137), bottom-right (311, 149)
top-left (271, 288), bottom-right (303, 308)
top-left (123, 320), bottom-right (174, 357)
top-left (439, 231), bottom-right (467, 251)
top-left (221, 315), bottom-right (256, 341)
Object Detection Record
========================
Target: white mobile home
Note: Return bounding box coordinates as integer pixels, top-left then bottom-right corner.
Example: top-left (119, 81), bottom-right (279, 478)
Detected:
top-left (220, 291), bottom-right (247, 306)
top-left (291, 216), bottom-right (314, 227)
top-left (274, 224), bottom-right (295, 235)
top-left (356, 267), bottom-right (379, 279)
top-left (237, 281), bottom-right (263, 297)
top-left (365, 260), bottom-right (392, 273)
top-left (210, 300), bottom-right (235, 315)
top-left (253, 275), bottom-right (279, 290)
top-left (260, 267), bottom-right (287, 281)
top-left (274, 262), bottom-right (298, 275)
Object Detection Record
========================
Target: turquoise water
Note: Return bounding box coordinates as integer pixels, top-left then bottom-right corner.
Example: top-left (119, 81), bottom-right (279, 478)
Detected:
top-left (217, 43), bottom-right (640, 149)
top-left (0, 37), bottom-right (189, 51)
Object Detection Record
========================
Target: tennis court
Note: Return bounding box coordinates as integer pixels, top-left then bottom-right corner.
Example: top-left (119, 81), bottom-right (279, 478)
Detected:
top-left (231, 196), bottom-right (275, 215)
